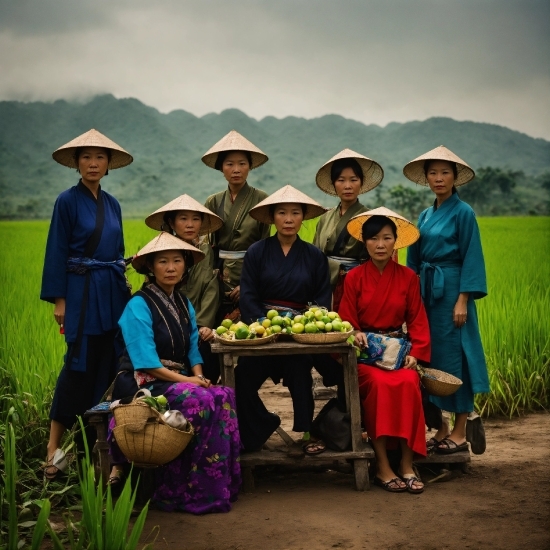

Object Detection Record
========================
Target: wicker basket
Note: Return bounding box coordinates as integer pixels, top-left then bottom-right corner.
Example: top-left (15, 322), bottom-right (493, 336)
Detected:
top-left (418, 367), bottom-right (462, 397)
top-left (213, 332), bottom-right (278, 346)
top-left (113, 418), bottom-right (194, 468)
top-left (112, 400), bottom-right (158, 427)
top-left (291, 330), bottom-right (354, 345)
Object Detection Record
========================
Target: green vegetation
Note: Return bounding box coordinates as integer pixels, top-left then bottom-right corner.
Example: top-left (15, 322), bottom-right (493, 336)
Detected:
top-left (1, 94), bottom-right (549, 219)
top-left (0, 217), bottom-right (548, 535)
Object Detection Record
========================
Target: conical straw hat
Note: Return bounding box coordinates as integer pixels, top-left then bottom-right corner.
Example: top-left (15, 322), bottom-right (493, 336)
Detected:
top-left (52, 129), bottom-right (133, 169)
top-left (346, 206), bottom-right (420, 249)
top-left (248, 185), bottom-right (327, 225)
top-left (145, 194), bottom-right (223, 235)
top-left (316, 148), bottom-right (384, 196)
top-left (132, 232), bottom-right (205, 274)
top-left (403, 145), bottom-right (475, 187)
top-left (201, 130), bottom-right (268, 170)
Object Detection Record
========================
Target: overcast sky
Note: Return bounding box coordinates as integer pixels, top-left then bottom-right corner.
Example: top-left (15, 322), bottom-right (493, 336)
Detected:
top-left (1, 0), bottom-right (549, 139)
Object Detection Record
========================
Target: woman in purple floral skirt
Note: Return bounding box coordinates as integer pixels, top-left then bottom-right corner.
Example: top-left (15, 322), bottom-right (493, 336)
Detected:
top-left (109, 232), bottom-right (241, 514)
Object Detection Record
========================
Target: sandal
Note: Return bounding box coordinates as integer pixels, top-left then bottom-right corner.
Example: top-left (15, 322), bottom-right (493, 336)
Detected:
top-left (466, 412), bottom-right (486, 455)
top-left (303, 440), bottom-right (327, 456)
top-left (373, 476), bottom-right (407, 493)
top-left (399, 474), bottom-right (424, 494)
top-left (42, 449), bottom-right (67, 481)
top-left (426, 434), bottom-right (450, 453)
top-left (108, 468), bottom-right (126, 495)
top-left (436, 437), bottom-right (468, 454)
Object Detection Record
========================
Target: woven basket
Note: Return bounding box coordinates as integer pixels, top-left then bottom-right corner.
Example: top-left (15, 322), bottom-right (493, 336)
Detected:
top-left (418, 367), bottom-right (462, 397)
top-left (291, 330), bottom-right (354, 345)
top-left (112, 400), bottom-right (158, 427)
top-left (113, 418), bottom-right (194, 468)
top-left (213, 333), bottom-right (278, 346)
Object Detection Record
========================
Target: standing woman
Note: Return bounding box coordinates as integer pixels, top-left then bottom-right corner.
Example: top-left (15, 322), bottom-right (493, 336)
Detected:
top-left (145, 194), bottom-right (223, 381)
top-left (313, 149), bottom-right (384, 310)
top-left (202, 130), bottom-right (270, 324)
top-left (404, 146), bottom-right (489, 454)
top-left (41, 129), bottom-right (132, 479)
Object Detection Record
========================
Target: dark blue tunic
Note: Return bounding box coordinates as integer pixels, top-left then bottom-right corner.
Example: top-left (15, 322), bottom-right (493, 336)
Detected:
top-left (41, 181), bottom-right (129, 371)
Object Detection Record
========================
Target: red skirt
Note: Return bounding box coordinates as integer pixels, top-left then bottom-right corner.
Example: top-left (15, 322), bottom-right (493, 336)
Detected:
top-left (357, 364), bottom-right (427, 456)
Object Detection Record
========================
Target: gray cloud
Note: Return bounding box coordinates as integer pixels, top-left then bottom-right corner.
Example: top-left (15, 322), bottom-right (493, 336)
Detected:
top-left (0, 0), bottom-right (548, 138)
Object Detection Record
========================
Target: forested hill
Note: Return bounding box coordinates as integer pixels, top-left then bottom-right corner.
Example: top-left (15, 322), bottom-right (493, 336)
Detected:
top-left (1, 94), bottom-right (549, 219)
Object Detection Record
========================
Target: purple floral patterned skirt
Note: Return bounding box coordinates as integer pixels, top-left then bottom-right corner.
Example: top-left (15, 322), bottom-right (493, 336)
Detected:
top-left (109, 382), bottom-right (241, 514)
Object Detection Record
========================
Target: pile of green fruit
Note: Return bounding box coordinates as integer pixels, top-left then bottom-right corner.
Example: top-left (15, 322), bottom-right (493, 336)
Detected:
top-left (138, 394), bottom-right (168, 413)
top-left (258, 307), bottom-right (353, 336)
top-left (215, 319), bottom-right (271, 340)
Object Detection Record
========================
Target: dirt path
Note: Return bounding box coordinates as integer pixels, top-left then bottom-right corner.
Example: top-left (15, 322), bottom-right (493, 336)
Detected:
top-left (142, 382), bottom-right (550, 550)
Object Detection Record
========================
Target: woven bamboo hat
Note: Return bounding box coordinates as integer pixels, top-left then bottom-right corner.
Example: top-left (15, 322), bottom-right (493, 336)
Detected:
top-left (347, 206), bottom-right (420, 249)
top-left (403, 145), bottom-right (475, 187)
top-left (132, 232), bottom-right (205, 274)
top-left (52, 129), bottom-right (133, 169)
top-left (145, 194), bottom-right (223, 235)
top-left (316, 148), bottom-right (384, 196)
top-left (248, 185), bottom-right (327, 225)
top-left (201, 130), bottom-right (268, 170)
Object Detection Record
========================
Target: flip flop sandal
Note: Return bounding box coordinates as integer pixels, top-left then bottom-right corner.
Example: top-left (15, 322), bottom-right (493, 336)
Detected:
top-left (303, 440), bottom-right (327, 456)
top-left (435, 437), bottom-right (469, 454)
top-left (426, 434), bottom-right (450, 453)
top-left (42, 449), bottom-right (67, 481)
top-left (108, 469), bottom-right (126, 495)
top-left (466, 413), bottom-right (486, 455)
top-left (400, 475), bottom-right (424, 494)
top-left (373, 476), bottom-right (407, 493)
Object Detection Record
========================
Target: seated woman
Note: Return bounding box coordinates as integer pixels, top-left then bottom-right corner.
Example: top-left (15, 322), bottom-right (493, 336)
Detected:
top-left (236, 185), bottom-right (332, 452)
top-left (339, 208), bottom-right (431, 493)
top-left (109, 232), bottom-right (241, 514)
top-left (145, 194), bottom-right (223, 382)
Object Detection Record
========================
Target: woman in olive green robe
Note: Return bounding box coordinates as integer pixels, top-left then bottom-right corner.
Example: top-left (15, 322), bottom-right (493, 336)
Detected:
top-left (145, 194), bottom-right (223, 381)
top-left (202, 130), bottom-right (270, 324)
top-left (313, 148), bottom-right (384, 309)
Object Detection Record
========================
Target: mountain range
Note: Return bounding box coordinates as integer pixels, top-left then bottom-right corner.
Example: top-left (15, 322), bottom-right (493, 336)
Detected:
top-left (1, 94), bottom-right (549, 219)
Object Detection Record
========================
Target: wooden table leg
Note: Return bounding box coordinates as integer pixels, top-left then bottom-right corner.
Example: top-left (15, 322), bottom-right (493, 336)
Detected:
top-left (87, 413), bottom-right (111, 487)
top-left (223, 353), bottom-right (235, 388)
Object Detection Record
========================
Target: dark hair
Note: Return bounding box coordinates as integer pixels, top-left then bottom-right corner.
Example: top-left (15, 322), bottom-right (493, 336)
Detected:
top-left (162, 210), bottom-right (205, 233)
top-left (214, 150), bottom-right (253, 171)
top-left (423, 159), bottom-right (458, 179)
top-left (361, 215), bottom-right (398, 242)
top-left (74, 146), bottom-right (112, 176)
top-left (268, 203), bottom-right (308, 219)
top-left (330, 158), bottom-right (364, 185)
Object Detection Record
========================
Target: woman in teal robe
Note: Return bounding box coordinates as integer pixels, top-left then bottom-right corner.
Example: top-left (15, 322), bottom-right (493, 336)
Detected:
top-left (405, 146), bottom-right (489, 454)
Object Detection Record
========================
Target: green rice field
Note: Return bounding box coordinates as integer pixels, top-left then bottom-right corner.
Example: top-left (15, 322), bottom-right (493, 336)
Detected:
top-left (0, 216), bottom-right (548, 437)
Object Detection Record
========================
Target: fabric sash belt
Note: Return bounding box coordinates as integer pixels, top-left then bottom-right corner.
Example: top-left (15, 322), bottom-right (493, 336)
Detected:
top-left (218, 250), bottom-right (246, 260)
top-left (66, 257), bottom-right (126, 276)
top-left (327, 255), bottom-right (360, 272)
top-left (420, 260), bottom-right (462, 305)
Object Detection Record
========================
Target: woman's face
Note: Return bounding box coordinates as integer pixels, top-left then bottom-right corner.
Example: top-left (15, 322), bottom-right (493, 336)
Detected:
top-left (272, 203), bottom-right (304, 238)
top-left (151, 251), bottom-right (185, 290)
top-left (171, 210), bottom-right (202, 243)
top-left (426, 160), bottom-right (456, 200)
top-left (333, 167), bottom-right (362, 203)
top-left (78, 147), bottom-right (109, 184)
top-left (365, 224), bottom-right (396, 264)
top-left (221, 152), bottom-right (250, 186)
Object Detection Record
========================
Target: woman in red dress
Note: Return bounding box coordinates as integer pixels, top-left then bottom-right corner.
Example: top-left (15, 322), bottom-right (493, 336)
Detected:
top-left (339, 207), bottom-right (431, 493)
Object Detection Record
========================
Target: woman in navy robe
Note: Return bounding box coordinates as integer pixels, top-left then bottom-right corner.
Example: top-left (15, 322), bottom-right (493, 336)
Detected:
top-left (236, 186), bottom-right (331, 452)
top-left (405, 146), bottom-right (489, 455)
top-left (40, 129), bottom-right (133, 479)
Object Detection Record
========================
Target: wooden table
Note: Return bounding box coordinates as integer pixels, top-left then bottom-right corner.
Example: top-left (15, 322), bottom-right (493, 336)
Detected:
top-left (211, 339), bottom-right (374, 491)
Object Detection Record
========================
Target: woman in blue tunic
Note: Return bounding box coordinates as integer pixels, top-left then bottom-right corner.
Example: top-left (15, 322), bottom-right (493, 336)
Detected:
top-left (40, 129), bottom-right (133, 479)
top-left (405, 146), bottom-right (489, 454)
top-left (236, 185), bottom-right (331, 452)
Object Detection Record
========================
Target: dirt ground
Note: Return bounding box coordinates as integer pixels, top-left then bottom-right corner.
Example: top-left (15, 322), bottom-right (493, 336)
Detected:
top-left (142, 380), bottom-right (550, 550)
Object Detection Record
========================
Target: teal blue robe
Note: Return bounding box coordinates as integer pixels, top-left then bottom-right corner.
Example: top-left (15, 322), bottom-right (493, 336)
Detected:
top-left (407, 192), bottom-right (489, 412)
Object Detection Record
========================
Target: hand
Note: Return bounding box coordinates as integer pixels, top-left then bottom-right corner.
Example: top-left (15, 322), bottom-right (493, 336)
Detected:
top-left (54, 298), bottom-right (66, 327)
top-left (198, 326), bottom-right (215, 342)
top-left (187, 375), bottom-right (211, 388)
top-left (228, 285), bottom-right (240, 302)
top-left (453, 294), bottom-right (469, 328)
top-left (403, 355), bottom-right (417, 369)
top-left (354, 331), bottom-right (367, 349)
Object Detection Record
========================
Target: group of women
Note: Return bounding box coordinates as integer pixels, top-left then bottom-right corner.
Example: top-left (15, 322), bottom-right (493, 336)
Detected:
top-left (40, 126), bottom-right (489, 508)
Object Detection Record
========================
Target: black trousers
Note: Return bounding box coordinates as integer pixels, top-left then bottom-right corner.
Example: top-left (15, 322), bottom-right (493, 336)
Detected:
top-left (50, 331), bottom-right (117, 429)
top-left (235, 354), bottom-right (315, 451)
top-left (310, 353), bottom-right (346, 404)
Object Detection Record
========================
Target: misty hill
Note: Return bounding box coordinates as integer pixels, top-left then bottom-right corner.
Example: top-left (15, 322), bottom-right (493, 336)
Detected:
top-left (1, 94), bottom-right (549, 219)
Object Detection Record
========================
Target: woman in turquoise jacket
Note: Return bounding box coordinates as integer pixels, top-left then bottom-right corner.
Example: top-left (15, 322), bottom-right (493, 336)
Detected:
top-left (405, 146), bottom-right (489, 455)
